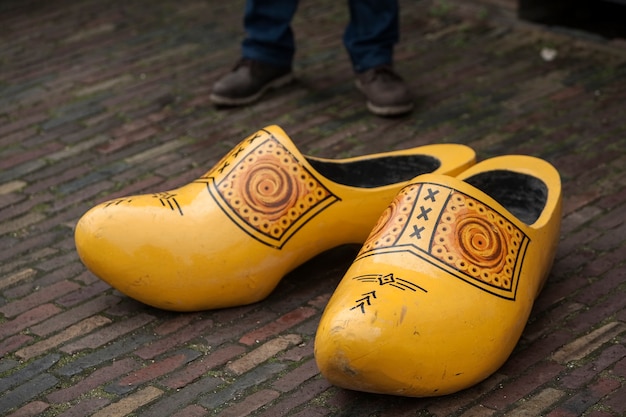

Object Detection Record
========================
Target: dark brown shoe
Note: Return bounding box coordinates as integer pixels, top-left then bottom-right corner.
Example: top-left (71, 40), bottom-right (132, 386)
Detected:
top-left (355, 66), bottom-right (414, 116)
top-left (210, 59), bottom-right (293, 106)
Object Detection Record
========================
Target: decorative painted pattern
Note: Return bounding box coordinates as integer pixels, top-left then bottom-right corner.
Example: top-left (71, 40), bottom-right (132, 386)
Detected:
top-left (356, 182), bottom-right (529, 300)
top-left (349, 273), bottom-right (427, 314)
top-left (196, 130), bottom-right (339, 248)
top-left (353, 273), bottom-right (426, 293)
top-left (153, 192), bottom-right (183, 215)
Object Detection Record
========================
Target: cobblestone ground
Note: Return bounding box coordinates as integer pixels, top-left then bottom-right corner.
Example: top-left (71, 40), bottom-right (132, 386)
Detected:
top-left (1, 0), bottom-right (625, 416)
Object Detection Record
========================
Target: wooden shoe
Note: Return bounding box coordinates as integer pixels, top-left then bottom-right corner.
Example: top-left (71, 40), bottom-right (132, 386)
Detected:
top-left (74, 126), bottom-right (475, 312)
top-left (314, 155), bottom-right (561, 397)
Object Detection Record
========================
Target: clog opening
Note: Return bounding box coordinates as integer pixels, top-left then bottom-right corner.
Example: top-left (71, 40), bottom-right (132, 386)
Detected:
top-left (307, 155), bottom-right (440, 188)
top-left (464, 170), bottom-right (548, 225)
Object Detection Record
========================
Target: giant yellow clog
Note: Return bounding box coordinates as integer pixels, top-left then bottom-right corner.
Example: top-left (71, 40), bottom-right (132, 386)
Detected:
top-left (314, 155), bottom-right (561, 397)
top-left (74, 125), bottom-right (475, 311)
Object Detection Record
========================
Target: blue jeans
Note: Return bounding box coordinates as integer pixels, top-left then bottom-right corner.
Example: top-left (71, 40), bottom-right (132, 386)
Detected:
top-left (241, 0), bottom-right (399, 73)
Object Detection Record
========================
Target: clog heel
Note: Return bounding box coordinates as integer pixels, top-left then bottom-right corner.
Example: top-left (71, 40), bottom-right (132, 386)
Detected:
top-left (314, 155), bottom-right (561, 397)
top-left (74, 125), bottom-right (475, 311)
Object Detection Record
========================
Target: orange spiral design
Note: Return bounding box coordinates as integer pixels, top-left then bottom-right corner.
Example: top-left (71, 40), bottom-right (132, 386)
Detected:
top-left (238, 156), bottom-right (300, 221)
top-left (360, 185), bottom-right (416, 254)
top-left (454, 215), bottom-right (508, 272)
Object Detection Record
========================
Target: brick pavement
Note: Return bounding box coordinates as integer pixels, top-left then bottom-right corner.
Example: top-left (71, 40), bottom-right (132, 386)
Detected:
top-left (1, 0), bottom-right (625, 415)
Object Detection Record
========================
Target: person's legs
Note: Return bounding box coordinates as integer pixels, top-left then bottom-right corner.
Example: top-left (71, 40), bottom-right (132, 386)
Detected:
top-left (242, 0), bottom-right (300, 68)
top-left (210, 0), bottom-right (299, 106)
top-left (344, 0), bottom-right (399, 72)
top-left (344, 0), bottom-right (413, 116)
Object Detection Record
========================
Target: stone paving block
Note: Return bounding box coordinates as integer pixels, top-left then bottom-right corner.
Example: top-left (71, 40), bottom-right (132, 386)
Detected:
top-left (254, 377), bottom-right (333, 417)
top-left (125, 135), bottom-right (193, 165)
top-left (552, 322), bottom-right (626, 364)
top-left (556, 376), bottom-right (622, 416)
top-left (0, 334), bottom-right (33, 357)
top-left (504, 387), bottom-right (566, 417)
top-left (458, 405), bottom-right (498, 417)
top-left (90, 385), bottom-right (163, 417)
top-left (546, 409), bottom-right (579, 417)
top-left (152, 312), bottom-right (202, 336)
top-left (55, 332), bottom-right (155, 377)
top-left (23, 157), bottom-right (96, 195)
top-left (566, 295), bottom-right (626, 335)
top-left (34, 252), bottom-right (81, 273)
top-left (0, 373), bottom-right (58, 416)
top-left (611, 354), bottom-right (626, 378)
top-left (558, 343), bottom-right (626, 390)
top-left (199, 362), bottom-right (288, 411)
top-left (0, 180), bottom-right (26, 195)
top-left (47, 357), bottom-right (139, 404)
top-left (104, 297), bottom-right (149, 317)
top-left (0, 142), bottom-right (65, 171)
top-left (107, 348), bottom-right (202, 395)
top-left (55, 280), bottom-right (111, 307)
top-left (60, 312), bottom-right (155, 354)
top-left (0, 268), bottom-right (37, 291)
top-left (217, 388), bottom-right (280, 417)
top-left (226, 334), bottom-right (302, 375)
top-left (0, 354), bottom-right (60, 394)
top-left (202, 308), bottom-right (279, 347)
top-left (0, 192), bottom-right (24, 213)
top-left (481, 362), bottom-right (564, 410)
top-left (425, 373), bottom-right (508, 416)
top-left (602, 384), bottom-right (626, 415)
top-left (4, 400), bottom-right (50, 417)
top-left (134, 317), bottom-right (213, 360)
top-left (171, 404), bottom-right (210, 417)
top-left (272, 358), bottom-right (320, 393)
top-left (74, 74), bottom-right (134, 98)
top-left (501, 329), bottom-right (572, 376)
top-left (239, 306), bottom-right (317, 346)
top-left (0, 358), bottom-right (20, 374)
top-left (0, 303), bottom-right (61, 340)
top-left (589, 221), bottom-right (626, 252)
top-left (141, 375), bottom-right (223, 417)
top-left (162, 343), bottom-right (247, 390)
top-left (0, 159), bottom-right (46, 183)
top-left (28, 263), bottom-right (84, 291)
top-left (279, 340), bottom-right (315, 362)
top-left (0, 127), bottom-right (38, 149)
top-left (55, 398), bottom-right (111, 417)
top-left (0, 211), bottom-right (46, 236)
top-left (16, 315), bottom-right (112, 360)
top-left (290, 406), bottom-right (332, 417)
top-left (41, 101), bottom-right (105, 131)
top-left (97, 125), bottom-right (159, 155)
top-left (0, 280), bottom-right (81, 318)
top-left (524, 302), bottom-right (585, 344)
top-left (29, 294), bottom-right (121, 337)
top-left (0, 237), bottom-right (59, 270)
top-left (102, 174), bottom-right (166, 201)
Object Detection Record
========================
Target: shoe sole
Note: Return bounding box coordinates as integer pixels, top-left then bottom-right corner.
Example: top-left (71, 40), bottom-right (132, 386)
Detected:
top-left (210, 73), bottom-right (295, 106)
top-left (355, 80), bottom-right (414, 117)
top-left (366, 101), bottom-right (414, 116)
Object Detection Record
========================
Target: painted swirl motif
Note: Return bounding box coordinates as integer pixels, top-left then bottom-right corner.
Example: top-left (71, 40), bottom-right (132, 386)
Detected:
top-left (432, 191), bottom-right (522, 290)
top-left (215, 135), bottom-right (334, 242)
top-left (238, 156), bottom-right (300, 221)
top-left (359, 184), bottom-right (418, 255)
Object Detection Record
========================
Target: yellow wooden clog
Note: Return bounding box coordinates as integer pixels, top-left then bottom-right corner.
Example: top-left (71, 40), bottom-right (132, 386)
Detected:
top-left (314, 155), bottom-right (561, 397)
top-left (74, 126), bottom-right (475, 312)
